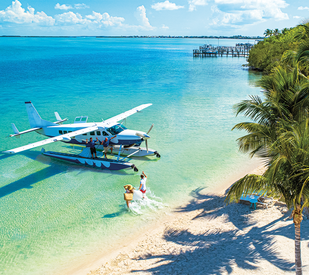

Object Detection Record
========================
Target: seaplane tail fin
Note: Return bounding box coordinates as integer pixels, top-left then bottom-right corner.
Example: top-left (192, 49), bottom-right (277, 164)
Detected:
top-left (25, 102), bottom-right (56, 128)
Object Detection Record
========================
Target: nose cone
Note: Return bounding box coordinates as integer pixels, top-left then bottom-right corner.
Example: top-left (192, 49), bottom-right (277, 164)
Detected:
top-left (135, 131), bottom-right (150, 140)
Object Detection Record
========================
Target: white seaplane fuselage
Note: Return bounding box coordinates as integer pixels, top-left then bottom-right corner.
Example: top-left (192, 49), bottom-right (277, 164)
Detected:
top-left (39, 122), bottom-right (147, 147)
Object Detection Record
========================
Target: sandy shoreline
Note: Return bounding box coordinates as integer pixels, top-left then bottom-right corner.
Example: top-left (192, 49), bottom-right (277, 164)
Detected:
top-left (64, 160), bottom-right (309, 275)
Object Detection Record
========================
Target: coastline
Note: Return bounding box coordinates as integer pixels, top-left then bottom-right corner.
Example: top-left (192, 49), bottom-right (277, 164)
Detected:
top-left (59, 158), bottom-right (270, 275)
top-left (77, 158), bottom-right (308, 275)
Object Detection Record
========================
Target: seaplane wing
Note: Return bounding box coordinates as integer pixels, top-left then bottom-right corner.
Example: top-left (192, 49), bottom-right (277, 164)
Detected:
top-left (3, 125), bottom-right (98, 154)
top-left (104, 104), bottom-right (152, 126)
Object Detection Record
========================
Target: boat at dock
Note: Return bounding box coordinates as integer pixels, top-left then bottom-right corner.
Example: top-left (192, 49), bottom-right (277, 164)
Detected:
top-left (41, 148), bottom-right (138, 171)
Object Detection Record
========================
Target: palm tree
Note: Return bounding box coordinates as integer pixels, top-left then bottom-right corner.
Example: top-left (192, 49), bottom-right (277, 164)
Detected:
top-left (232, 65), bottom-right (309, 158)
top-left (226, 65), bottom-right (309, 274)
top-left (295, 23), bottom-right (309, 41)
top-left (294, 23), bottom-right (309, 76)
top-left (274, 28), bottom-right (280, 36)
top-left (264, 29), bottom-right (273, 37)
top-left (226, 119), bottom-right (309, 275)
top-left (282, 27), bottom-right (290, 35)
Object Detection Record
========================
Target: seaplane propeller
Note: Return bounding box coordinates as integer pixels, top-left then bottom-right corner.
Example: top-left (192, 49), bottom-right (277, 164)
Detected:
top-left (145, 124), bottom-right (154, 153)
top-left (135, 124), bottom-right (154, 153)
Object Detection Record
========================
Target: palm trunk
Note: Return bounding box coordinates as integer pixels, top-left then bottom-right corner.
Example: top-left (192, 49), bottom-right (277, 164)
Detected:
top-left (295, 223), bottom-right (302, 275)
top-left (293, 204), bottom-right (302, 275)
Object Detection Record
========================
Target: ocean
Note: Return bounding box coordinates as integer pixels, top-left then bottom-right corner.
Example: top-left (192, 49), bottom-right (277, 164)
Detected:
top-left (0, 37), bottom-right (261, 274)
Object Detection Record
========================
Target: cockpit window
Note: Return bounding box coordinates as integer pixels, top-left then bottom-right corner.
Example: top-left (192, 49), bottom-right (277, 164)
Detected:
top-left (106, 124), bottom-right (127, 135)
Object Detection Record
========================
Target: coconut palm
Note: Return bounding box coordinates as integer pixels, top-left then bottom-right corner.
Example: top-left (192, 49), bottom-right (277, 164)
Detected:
top-left (296, 40), bottom-right (309, 77)
top-left (232, 65), bottom-right (309, 158)
top-left (294, 23), bottom-right (309, 41)
top-left (227, 64), bottom-right (309, 274)
top-left (274, 28), bottom-right (280, 36)
top-left (294, 23), bottom-right (309, 76)
top-left (226, 119), bottom-right (309, 275)
top-left (264, 29), bottom-right (273, 37)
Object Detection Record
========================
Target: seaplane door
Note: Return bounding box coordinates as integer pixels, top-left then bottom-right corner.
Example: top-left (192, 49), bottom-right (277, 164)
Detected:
top-left (112, 135), bottom-right (119, 144)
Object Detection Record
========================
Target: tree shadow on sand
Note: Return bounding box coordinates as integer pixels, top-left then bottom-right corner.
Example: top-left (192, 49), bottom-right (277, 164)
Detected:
top-left (132, 188), bottom-right (296, 274)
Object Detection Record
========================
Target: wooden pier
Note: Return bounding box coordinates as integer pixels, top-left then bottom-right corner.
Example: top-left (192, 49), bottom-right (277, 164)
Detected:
top-left (193, 43), bottom-right (253, 57)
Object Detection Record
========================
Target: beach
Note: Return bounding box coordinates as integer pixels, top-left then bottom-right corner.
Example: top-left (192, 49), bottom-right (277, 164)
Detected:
top-left (64, 164), bottom-right (307, 275)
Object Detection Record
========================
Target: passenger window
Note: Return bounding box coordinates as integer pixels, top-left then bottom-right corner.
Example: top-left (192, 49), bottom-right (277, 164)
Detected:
top-left (63, 131), bottom-right (67, 134)
top-left (82, 133), bottom-right (87, 136)
top-left (96, 131), bottom-right (101, 136)
top-left (69, 131), bottom-right (72, 133)
top-left (59, 130), bottom-right (63, 134)
top-left (103, 131), bottom-right (109, 136)
top-left (90, 131), bottom-right (95, 136)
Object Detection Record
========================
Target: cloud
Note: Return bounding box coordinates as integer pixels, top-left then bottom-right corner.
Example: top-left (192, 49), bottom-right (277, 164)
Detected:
top-left (135, 5), bottom-right (155, 30)
top-left (298, 6), bottom-right (309, 11)
top-left (55, 3), bottom-right (89, 10)
top-left (152, 1), bottom-right (184, 11)
top-left (162, 24), bottom-right (169, 29)
top-left (188, 0), bottom-right (208, 12)
top-left (293, 16), bottom-right (301, 19)
top-left (0, 0), bottom-right (55, 26)
top-left (55, 11), bottom-right (89, 25)
top-left (210, 0), bottom-right (289, 27)
top-left (55, 3), bottom-right (73, 10)
top-left (0, 1), bottom-right (156, 33)
top-left (75, 4), bottom-right (89, 10)
top-left (86, 11), bottom-right (124, 26)
top-left (211, 5), bottom-right (259, 26)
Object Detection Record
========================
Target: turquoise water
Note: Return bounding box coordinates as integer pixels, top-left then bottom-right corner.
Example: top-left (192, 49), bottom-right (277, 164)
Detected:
top-left (0, 38), bottom-right (261, 274)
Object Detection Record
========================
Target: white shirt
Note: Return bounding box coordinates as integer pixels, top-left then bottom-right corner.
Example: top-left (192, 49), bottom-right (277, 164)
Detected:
top-left (140, 177), bottom-right (147, 191)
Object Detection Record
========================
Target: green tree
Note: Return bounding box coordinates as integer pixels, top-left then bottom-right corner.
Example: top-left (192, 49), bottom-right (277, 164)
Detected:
top-left (232, 66), bottom-right (309, 157)
top-left (226, 119), bottom-right (309, 275)
top-left (248, 25), bottom-right (303, 73)
top-left (264, 28), bottom-right (273, 37)
top-left (274, 28), bottom-right (280, 36)
top-left (226, 66), bottom-right (309, 274)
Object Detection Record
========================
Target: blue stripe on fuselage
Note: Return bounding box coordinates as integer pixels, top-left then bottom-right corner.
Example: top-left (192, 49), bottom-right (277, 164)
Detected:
top-left (45, 136), bottom-right (142, 146)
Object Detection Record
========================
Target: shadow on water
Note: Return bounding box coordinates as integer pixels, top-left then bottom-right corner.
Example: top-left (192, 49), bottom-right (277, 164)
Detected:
top-left (102, 208), bottom-right (127, 219)
top-left (102, 212), bottom-right (124, 218)
top-left (131, 188), bottom-right (295, 274)
top-left (0, 151), bottom-right (136, 199)
top-left (0, 165), bottom-right (64, 199)
top-left (0, 153), bottom-right (13, 161)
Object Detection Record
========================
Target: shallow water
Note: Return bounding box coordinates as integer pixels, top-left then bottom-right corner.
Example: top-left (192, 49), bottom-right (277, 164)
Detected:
top-left (0, 37), bottom-right (261, 274)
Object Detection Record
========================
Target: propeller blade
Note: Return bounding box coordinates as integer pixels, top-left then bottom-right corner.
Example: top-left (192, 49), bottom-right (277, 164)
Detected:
top-left (147, 124), bottom-right (154, 134)
top-left (146, 140), bottom-right (148, 153)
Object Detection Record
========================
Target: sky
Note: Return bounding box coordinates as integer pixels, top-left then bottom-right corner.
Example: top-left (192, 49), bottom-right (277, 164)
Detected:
top-left (0, 0), bottom-right (308, 36)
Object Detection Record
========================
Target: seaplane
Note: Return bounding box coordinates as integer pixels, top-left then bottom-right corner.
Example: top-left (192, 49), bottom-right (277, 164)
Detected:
top-left (3, 102), bottom-right (160, 171)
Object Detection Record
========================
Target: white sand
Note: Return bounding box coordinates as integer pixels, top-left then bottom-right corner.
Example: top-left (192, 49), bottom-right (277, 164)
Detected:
top-left (86, 165), bottom-right (309, 275)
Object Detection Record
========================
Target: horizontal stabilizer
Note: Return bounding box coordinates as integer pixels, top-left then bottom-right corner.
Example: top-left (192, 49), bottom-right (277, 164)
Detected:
top-left (4, 125), bottom-right (98, 154)
top-left (54, 112), bottom-right (68, 124)
top-left (55, 112), bottom-right (61, 121)
top-left (11, 123), bottom-right (19, 135)
top-left (9, 125), bottom-right (42, 137)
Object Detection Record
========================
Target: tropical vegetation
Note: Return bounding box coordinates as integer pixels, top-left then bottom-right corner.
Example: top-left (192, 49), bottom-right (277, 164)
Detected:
top-left (226, 22), bottom-right (309, 275)
top-left (248, 23), bottom-right (309, 74)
